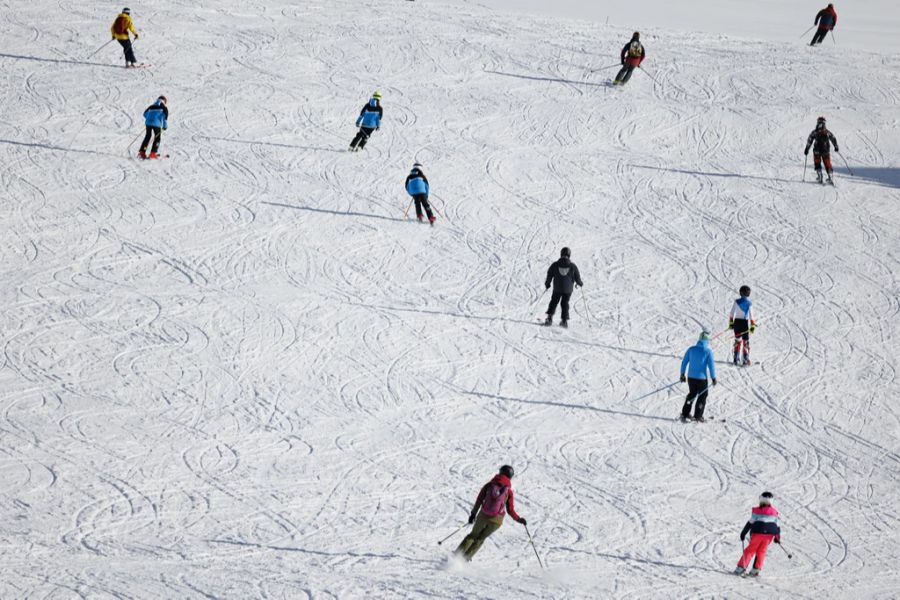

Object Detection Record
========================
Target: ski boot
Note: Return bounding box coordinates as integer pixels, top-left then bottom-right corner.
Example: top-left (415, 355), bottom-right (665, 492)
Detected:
top-left (149, 152), bottom-right (159, 159)
top-left (826, 172), bottom-right (834, 185)
top-left (679, 415), bottom-right (690, 423)
top-left (733, 566), bottom-right (746, 576)
top-left (138, 150), bottom-right (147, 159)
top-left (560, 320), bottom-right (568, 328)
top-left (747, 568), bottom-right (760, 577)
top-left (428, 216), bottom-right (436, 226)
top-left (544, 316), bottom-right (552, 326)
top-left (417, 215), bottom-right (424, 223)
top-left (816, 170), bottom-right (823, 184)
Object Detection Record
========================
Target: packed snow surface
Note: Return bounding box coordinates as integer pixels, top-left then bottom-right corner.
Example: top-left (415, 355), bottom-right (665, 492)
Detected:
top-left (2, 0), bottom-right (900, 598)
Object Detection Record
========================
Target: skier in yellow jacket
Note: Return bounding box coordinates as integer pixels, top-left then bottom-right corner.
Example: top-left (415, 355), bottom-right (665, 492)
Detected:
top-left (110, 8), bottom-right (140, 68)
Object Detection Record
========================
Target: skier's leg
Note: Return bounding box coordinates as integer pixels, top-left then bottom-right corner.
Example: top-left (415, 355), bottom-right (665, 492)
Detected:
top-left (547, 291), bottom-right (561, 318)
top-left (414, 196), bottom-right (424, 220)
top-left (752, 536), bottom-right (773, 570)
top-left (733, 336), bottom-right (742, 364)
top-left (621, 65), bottom-right (636, 83)
top-left (694, 383), bottom-right (708, 419)
top-left (560, 293), bottom-right (571, 322)
top-left (122, 39), bottom-right (136, 64)
top-left (422, 196), bottom-right (435, 221)
top-left (742, 332), bottom-right (751, 364)
top-left (139, 126), bottom-right (153, 154)
top-left (357, 127), bottom-right (372, 149)
top-left (813, 154), bottom-right (823, 181)
top-left (738, 536), bottom-right (763, 568)
top-left (349, 129), bottom-right (363, 149)
top-left (454, 518), bottom-right (487, 556)
top-left (682, 379), bottom-right (700, 419)
top-left (150, 127), bottom-right (161, 154)
top-left (463, 516), bottom-right (502, 560)
top-left (614, 65), bottom-right (628, 83)
top-left (823, 154), bottom-right (833, 178)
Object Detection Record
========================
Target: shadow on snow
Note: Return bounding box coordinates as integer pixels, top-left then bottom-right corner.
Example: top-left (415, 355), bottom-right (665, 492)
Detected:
top-left (835, 166), bottom-right (900, 189)
top-left (484, 69), bottom-right (606, 88)
top-left (197, 134), bottom-right (345, 153)
top-left (0, 52), bottom-right (123, 69)
top-left (262, 200), bottom-right (405, 223)
top-left (631, 163), bottom-right (798, 185)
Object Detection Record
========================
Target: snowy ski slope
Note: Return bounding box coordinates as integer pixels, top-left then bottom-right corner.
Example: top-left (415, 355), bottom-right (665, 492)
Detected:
top-left (2, 0), bottom-right (900, 597)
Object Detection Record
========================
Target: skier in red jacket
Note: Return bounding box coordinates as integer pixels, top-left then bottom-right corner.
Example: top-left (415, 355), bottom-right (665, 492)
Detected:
top-left (453, 465), bottom-right (527, 561)
top-left (810, 4), bottom-right (837, 46)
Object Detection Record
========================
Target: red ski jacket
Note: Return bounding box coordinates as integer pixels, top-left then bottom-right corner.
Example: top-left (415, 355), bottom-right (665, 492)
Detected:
top-left (815, 6), bottom-right (837, 29)
top-left (470, 474), bottom-right (522, 521)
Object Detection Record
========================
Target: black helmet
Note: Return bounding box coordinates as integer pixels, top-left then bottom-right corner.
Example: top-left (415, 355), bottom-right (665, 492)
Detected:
top-left (633, 31), bottom-right (640, 39)
top-left (123, 7), bottom-right (131, 14)
top-left (499, 465), bottom-right (514, 479)
top-left (560, 247), bottom-right (571, 258)
top-left (739, 285), bottom-right (750, 297)
top-left (759, 491), bottom-right (774, 505)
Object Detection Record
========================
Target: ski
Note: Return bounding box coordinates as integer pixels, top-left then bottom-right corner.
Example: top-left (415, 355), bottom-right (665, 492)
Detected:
top-left (125, 63), bottom-right (152, 69)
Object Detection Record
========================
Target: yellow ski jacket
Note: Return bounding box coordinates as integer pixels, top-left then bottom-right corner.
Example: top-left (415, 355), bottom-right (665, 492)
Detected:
top-left (110, 13), bottom-right (137, 40)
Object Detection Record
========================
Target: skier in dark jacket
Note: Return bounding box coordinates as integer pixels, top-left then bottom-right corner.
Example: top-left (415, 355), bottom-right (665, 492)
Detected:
top-left (405, 162), bottom-right (435, 224)
top-left (454, 465), bottom-right (526, 562)
top-left (810, 4), bottom-right (837, 46)
top-left (544, 247), bottom-right (583, 328)
top-left (804, 116), bottom-right (839, 184)
top-left (614, 32), bottom-right (645, 85)
top-left (349, 91), bottom-right (383, 152)
top-left (138, 95), bottom-right (168, 159)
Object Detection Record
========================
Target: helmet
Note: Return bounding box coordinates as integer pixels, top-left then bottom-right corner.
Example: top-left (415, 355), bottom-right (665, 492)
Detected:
top-left (499, 465), bottom-right (514, 479)
top-left (699, 329), bottom-right (711, 342)
top-left (123, 7), bottom-right (131, 14)
top-left (412, 162), bottom-right (422, 169)
top-left (157, 95), bottom-right (167, 104)
top-left (739, 285), bottom-right (751, 297)
top-left (633, 31), bottom-right (640, 39)
top-left (560, 246), bottom-right (571, 258)
top-left (817, 116), bottom-right (826, 124)
top-left (372, 90), bottom-right (382, 100)
top-left (759, 491), bottom-right (774, 505)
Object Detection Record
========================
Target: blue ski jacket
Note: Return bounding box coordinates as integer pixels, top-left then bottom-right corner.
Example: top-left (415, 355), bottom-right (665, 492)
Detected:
top-left (405, 169), bottom-right (429, 196)
top-left (143, 99), bottom-right (168, 129)
top-left (356, 99), bottom-right (382, 128)
top-left (680, 339), bottom-right (716, 381)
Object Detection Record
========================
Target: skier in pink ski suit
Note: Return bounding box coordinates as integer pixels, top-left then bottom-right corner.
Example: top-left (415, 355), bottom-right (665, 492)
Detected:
top-left (735, 491), bottom-right (782, 576)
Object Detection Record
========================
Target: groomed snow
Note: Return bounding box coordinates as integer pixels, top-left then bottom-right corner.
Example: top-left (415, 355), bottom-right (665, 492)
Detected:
top-left (1, 0), bottom-right (899, 598)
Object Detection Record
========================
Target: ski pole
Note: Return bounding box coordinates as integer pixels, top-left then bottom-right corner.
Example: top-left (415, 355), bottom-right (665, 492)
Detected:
top-left (777, 542), bottom-right (793, 559)
top-left (639, 66), bottom-right (662, 86)
top-left (402, 199), bottom-right (414, 219)
top-left (798, 25), bottom-right (815, 39)
top-left (631, 381), bottom-right (680, 402)
top-left (803, 154), bottom-right (808, 181)
top-left (837, 151), bottom-right (854, 176)
top-left (524, 524), bottom-right (544, 569)
top-left (437, 523), bottom-right (467, 546)
top-left (830, 30), bottom-right (836, 45)
top-left (126, 131), bottom-right (142, 156)
top-left (86, 39), bottom-right (114, 59)
top-left (579, 287), bottom-right (590, 326)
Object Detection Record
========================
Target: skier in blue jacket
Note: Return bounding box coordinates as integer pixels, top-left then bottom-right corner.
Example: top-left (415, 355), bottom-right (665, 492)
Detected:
top-left (349, 91), bottom-right (383, 152)
top-left (405, 162), bottom-right (435, 224)
top-left (138, 95), bottom-right (168, 159)
top-left (679, 330), bottom-right (717, 422)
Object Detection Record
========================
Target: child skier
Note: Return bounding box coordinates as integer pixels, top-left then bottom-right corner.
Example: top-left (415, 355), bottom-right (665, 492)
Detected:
top-left (138, 96), bottom-right (168, 159)
top-left (349, 91), bottom-right (383, 151)
top-left (679, 330), bottom-right (717, 422)
top-left (613, 32), bottom-right (645, 85)
top-left (728, 285), bottom-right (756, 366)
top-left (810, 4), bottom-right (837, 46)
top-left (110, 8), bottom-right (140, 68)
top-left (544, 247), bottom-right (583, 328)
top-left (405, 162), bottom-right (435, 224)
top-left (804, 116), bottom-right (839, 185)
top-left (735, 491), bottom-right (782, 577)
top-left (454, 465), bottom-right (527, 562)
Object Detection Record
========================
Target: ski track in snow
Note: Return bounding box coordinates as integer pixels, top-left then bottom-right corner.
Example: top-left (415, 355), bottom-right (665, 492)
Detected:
top-left (1, 0), bottom-right (899, 597)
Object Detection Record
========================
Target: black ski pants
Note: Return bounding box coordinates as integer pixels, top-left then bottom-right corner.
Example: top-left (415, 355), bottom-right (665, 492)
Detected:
top-left (810, 28), bottom-right (829, 45)
top-left (350, 127), bottom-right (374, 150)
top-left (117, 38), bottom-right (137, 64)
top-left (413, 193), bottom-right (434, 220)
top-left (547, 291), bottom-right (571, 321)
top-left (140, 126), bottom-right (162, 154)
top-left (682, 378), bottom-right (709, 419)
top-left (615, 64), bottom-right (636, 84)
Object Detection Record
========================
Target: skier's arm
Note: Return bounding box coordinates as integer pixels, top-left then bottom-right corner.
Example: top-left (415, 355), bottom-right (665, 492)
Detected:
top-left (469, 484), bottom-right (487, 521)
top-left (804, 132), bottom-right (814, 154)
top-left (815, 9), bottom-right (823, 25)
top-left (680, 351), bottom-right (690, 378)
top-left (355, 105), bottom-right (366, 126)
top-left (506, 488), bottom-right (523, 522)
top-left (707, 351), bottom-right (717, 382)
top-left (832, 10), bottom-right (837, 27)
top-left (728, 300), bottom-right (737, 324)
top-left (830, 132), bottom-right (839, 152)
top-left (740, 521), bottom-right (751, 540)
top-left (620, 43), bottom-right (628, 64)
top-left (574, 264), bottom-right (583, 287)
top-left (545, 265), bottom-right (554, 289)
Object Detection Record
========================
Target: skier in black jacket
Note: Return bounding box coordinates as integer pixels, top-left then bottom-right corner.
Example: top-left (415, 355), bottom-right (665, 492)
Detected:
top-left (804, 116), bottom-right (839, 184)
top-left (544, 247), bottom-right (583, 328)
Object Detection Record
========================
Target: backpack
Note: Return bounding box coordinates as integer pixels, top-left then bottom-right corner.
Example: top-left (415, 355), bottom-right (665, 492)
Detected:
top-left (113, 15), bottom-right (129, 36)
top-left (628, 41), bottom-right (642, 58)
top-left (480, 482), bottom-right (509, 517)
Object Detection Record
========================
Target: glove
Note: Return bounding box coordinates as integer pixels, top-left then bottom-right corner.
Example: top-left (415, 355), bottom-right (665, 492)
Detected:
top-left (679, 374), bottom-right (686, 383)
top-left (728, 319), bottom-right (734, 330)
top-left (804, 148), bottom-right (809, 156)
top-left (740, 533), bottom-right (746, 542)
top-left (376, 126), bottom-right (380, 131)
top-left (576, 283), bottom-right (582, 289)
top-left (134, 33), bottom-right (139, 39)
top-left (834, 146), bottom-right (839, 153)
top-left (468, 514), bottom-right (476, 524)
top-left (749, 322), bottom-right (756, 334)
top-left (774, 537), bottom-right (781, 544)
top-left (518, 518), bottom-right (527, 526)
top-left (545, 283), bottom-right (550, 290)
top-left (712, 378), bottom-right (718, 386)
